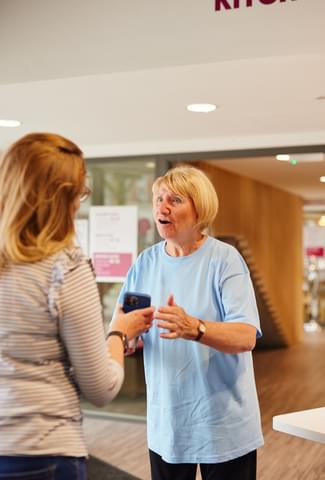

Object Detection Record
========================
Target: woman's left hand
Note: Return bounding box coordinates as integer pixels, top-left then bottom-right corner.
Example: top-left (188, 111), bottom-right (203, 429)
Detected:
top-left (155, 294), bottom-right (198, 340)
top-left (111, 305), bottom-right (155, 340)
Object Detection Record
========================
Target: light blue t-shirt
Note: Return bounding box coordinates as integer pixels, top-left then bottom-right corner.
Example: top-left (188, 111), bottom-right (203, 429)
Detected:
top-left (118, 236), bottom-right (264, 463)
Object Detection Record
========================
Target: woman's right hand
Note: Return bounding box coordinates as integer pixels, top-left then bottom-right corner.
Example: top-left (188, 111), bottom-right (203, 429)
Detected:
top-left (110, 305), bottom-right (155, 340)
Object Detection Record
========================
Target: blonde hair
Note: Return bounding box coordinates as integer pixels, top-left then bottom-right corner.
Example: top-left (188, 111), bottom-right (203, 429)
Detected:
top-left (152, 164), bottom-right (219, 232)
top-left (0, 132), bottom-right (85, 267)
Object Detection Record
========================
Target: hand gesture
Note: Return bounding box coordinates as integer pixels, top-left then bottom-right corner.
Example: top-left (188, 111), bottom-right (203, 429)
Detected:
top-left (155, 295), bottom-right (198, 340)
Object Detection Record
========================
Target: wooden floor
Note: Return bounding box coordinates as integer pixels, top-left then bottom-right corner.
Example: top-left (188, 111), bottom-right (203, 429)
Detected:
top-left (83, 330), bottom-right (325, 480)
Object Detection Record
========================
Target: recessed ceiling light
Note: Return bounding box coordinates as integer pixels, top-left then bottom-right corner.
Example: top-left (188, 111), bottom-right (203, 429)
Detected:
top-left (320, 176), bottom-right (325, 183)
top-left (0, 119), bottom-right (21, 128)
top-left (276, 154), bottom-right (290, 161)
top-left (187, 103), bottom-right (217, 113)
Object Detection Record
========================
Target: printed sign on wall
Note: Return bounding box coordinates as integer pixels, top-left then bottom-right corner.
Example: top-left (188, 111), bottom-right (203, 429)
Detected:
top-left (89, 206), bottom-right (138, 282)
top-left (304, 225), bottom-right (325, 258)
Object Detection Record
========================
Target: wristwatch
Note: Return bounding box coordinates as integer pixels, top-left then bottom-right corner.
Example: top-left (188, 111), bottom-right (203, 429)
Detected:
top-left (107, 330), bottom-right (129, 353)
top-left (194, 320), bottom-right (206, 342)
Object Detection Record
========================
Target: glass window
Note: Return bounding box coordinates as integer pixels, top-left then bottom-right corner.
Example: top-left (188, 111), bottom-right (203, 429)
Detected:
top-left (79, 159), bottom-right (156, 418)
top-left (303, 210), bottom-right (325, 333)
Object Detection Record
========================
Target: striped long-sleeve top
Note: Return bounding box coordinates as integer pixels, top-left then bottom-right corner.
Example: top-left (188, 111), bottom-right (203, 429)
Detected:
top-left (0, 246), bottom-right (123, 457)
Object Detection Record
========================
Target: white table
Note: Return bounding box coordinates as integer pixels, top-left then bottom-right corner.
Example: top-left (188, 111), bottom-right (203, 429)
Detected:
top-left (273, 407), bottom-right (325, 444)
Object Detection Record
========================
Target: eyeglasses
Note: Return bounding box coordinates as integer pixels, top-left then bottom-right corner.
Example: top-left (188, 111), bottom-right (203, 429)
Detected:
top-left (79, 186), bottom-right (91, 202)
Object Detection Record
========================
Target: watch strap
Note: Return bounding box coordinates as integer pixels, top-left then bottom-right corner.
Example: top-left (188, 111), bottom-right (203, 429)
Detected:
top-left (194, 319), bottom-right (206, 342)
top-left (107, 330), bottom-right (129, 353)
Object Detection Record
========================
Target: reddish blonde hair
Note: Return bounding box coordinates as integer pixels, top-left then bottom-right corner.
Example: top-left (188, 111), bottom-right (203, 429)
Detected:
top-left (0, 132), bottom-right (85, 267)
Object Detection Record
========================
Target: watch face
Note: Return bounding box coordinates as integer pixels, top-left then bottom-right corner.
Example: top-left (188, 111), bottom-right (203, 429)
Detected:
top-left (195, 320), bottom-right (206, 341)
top-left (122, 333), bottom-right (129, 352)
top-left (199, 322), bottom-right (206, 333)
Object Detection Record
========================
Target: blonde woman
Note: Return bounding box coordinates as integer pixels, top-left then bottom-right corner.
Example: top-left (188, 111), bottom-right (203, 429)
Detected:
top-left (118, 165), bottom-right (263, 480)
top-left (0, 133), bottom-right (154, 480)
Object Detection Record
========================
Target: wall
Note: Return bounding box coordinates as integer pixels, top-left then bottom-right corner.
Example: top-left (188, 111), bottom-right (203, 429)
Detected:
top-left (196, 160), bottom-right (304, 345)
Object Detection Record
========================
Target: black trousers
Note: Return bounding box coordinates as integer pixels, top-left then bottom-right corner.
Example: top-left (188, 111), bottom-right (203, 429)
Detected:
top-left (149, 449), bottom-right (256, 480)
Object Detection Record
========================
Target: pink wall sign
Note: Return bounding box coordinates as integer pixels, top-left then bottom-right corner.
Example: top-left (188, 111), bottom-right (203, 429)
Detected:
top-left (306, 247), bottom-right (324, 258)
top-left (89, 206), bottom-right (138, 283)
top-left (93, 253), bottom-right (133, 277)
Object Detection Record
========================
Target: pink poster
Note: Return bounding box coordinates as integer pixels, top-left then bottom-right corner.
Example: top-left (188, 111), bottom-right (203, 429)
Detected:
top-left (89, 206), bottom-right (138, 282)
top-left (93, 252), bottom-right (133, 277)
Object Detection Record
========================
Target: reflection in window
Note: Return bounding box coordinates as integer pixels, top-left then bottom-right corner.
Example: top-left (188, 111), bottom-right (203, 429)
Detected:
top-left (78, 159), bottom-right (156, 417)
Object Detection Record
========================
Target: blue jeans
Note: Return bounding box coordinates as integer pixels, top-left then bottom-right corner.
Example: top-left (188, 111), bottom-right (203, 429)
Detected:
top-left (0, 456), bottom-right (86, 480)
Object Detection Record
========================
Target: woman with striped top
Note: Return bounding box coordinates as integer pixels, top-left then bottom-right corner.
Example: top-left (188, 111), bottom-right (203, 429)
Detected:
top-left (0, 133), bottom-right (154, 480)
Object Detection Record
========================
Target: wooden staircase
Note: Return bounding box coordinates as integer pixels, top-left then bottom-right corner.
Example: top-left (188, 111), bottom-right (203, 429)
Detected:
top-left (217, 235), bottom-right (289, 349)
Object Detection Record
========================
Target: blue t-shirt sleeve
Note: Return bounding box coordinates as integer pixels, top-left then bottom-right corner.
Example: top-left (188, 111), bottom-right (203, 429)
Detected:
top-left (218, 247), bottom-right (262, 338)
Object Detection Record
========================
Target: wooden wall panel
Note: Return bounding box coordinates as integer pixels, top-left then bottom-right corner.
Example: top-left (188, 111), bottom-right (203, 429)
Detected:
top-left (196, 161), bottom-right (304, 344)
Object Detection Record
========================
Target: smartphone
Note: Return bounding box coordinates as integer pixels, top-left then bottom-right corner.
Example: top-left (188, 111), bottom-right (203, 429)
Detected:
top-left (122, 291), bottom-right (151, 313)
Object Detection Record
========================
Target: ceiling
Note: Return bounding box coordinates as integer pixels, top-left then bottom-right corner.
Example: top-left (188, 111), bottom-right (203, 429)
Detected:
top-left (208, 154), bottom-right (325, 204)
top-left (0, 0), bottom-right (325, 202)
